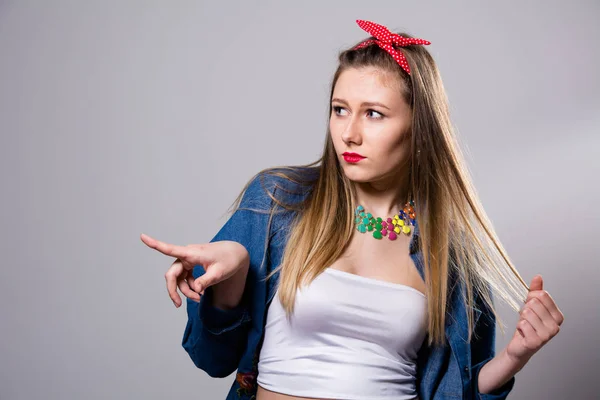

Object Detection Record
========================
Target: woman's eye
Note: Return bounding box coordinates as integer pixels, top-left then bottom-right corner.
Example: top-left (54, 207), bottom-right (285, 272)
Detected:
top-left (332, 106), bottom-right (384, 120)
top-left (367, 109), bottom-right (384, 119)
top-left (333, 106), bottom-right (347, 116)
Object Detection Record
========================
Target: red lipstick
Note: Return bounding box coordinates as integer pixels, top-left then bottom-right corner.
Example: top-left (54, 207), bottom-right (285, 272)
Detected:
top-left (342, 152), bottom-right (366, 163)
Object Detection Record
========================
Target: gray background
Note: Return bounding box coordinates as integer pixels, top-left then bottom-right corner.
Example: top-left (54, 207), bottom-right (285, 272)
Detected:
top-left (1, 1), bottom-right (598, 399)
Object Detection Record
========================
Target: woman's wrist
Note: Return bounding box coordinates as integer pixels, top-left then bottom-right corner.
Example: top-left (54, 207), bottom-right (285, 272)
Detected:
top-left (210, 245), bottom-right (250, 310)
top-left (478, 347), bottom-right (528, 394)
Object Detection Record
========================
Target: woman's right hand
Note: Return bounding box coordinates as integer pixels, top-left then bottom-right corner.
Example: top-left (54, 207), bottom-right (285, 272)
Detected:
top-left (140, 233), bottom-right (250, 308)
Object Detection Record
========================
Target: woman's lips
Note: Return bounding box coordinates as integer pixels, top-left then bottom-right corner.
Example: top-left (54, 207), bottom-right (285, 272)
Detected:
top-left (342, 152), bottom-right (365, 163)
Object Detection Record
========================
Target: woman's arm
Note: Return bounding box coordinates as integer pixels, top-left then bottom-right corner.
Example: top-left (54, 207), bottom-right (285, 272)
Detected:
top-left (182, 174), bottom-right (274, 378)
top-left (209, 250), bottom-right (249, 310)
top-left (477, 275), bottom-right (564, 395)
top-left (477, 348), bottom-right (527, 394)
top-left (469, 288), bottom-right (516, 399)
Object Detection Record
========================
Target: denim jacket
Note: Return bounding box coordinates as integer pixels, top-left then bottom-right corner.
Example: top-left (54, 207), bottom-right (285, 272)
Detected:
top-left (182, 168), bottom-right (515, 399)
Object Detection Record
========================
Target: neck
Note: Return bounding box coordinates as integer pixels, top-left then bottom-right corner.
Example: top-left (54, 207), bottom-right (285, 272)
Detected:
top-left (353, 179), bottom-right (411, 218)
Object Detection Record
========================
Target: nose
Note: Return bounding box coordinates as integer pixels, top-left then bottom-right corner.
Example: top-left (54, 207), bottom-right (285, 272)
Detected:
top-left (340, 114), bottom-right (362, 146)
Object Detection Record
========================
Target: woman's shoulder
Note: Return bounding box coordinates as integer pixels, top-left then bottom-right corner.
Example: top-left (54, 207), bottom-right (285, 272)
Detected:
top-left (239, 165), bottom-right (319, 211)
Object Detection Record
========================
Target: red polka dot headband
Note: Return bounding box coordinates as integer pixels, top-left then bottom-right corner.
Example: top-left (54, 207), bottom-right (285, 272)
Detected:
top-left (353, 20), bottom-right (431, 75)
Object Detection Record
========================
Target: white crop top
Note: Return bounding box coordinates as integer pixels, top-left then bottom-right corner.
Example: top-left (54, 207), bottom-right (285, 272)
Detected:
top-left (257, 267), bottom-right (428, 400)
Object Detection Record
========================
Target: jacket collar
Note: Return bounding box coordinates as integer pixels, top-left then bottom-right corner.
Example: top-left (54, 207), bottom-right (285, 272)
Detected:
top-left (409, 216), bottom-right (420, 255)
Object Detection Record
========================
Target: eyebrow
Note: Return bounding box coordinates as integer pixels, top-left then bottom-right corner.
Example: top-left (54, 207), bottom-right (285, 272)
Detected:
top-left (331, 98), bottom-right (391, 111)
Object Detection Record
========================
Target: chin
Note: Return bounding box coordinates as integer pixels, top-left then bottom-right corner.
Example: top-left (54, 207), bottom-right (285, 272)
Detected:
top-left (340, 167), bottom-right (373, 183)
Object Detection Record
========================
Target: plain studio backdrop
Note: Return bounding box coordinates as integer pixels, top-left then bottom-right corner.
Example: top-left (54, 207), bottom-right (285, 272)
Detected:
top-left (1, 1), bottom-right (598, 399)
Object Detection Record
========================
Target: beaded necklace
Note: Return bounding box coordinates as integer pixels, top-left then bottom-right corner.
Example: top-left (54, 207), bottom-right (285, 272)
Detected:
top-left (354, 200), bottom-right (416, 241)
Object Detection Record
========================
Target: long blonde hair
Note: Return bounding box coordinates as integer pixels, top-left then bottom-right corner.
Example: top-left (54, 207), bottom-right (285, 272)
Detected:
top-left (229, 31), bottom-right (528, 346)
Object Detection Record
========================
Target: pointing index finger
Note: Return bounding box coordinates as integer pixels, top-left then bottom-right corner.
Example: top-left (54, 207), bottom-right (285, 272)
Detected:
top-left (140, 233), bottom-right (189, 259)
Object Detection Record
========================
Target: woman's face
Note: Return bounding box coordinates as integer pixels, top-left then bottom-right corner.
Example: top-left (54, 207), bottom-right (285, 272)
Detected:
top-left (329, 66), bottom-right (412, 185)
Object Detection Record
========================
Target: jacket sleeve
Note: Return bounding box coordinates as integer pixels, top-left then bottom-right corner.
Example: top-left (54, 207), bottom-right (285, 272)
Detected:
top-left (181, 173), bottom-right (273, 378)
top-left (470, 288), bottom-right (516, 399)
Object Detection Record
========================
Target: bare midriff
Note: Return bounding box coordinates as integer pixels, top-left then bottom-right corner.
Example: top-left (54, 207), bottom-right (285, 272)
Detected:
top-left (256, 384), bottom-right (329, 400)
top-left (257, 385), bottom-right (420, 400)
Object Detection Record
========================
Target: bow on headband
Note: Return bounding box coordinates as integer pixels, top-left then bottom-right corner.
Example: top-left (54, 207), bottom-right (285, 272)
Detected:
top-left (353, 20), bottom-right (431, 75)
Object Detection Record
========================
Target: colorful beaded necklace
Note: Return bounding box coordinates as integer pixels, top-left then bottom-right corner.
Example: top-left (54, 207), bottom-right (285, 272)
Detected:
top-left (355, 200), bottom-right (416, 240)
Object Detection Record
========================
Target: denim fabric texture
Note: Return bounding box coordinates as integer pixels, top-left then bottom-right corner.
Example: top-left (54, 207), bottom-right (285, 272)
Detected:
top-left (182, 168), bottom-right (515, 399)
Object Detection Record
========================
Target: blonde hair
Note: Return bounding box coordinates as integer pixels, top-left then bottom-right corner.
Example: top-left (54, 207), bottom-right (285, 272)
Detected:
top-left (230, 31), bottom-right (528, 347)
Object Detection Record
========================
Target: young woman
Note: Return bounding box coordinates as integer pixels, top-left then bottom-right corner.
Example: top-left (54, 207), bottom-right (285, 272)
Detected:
top-left (141, 20), bottom-right (564, 400)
